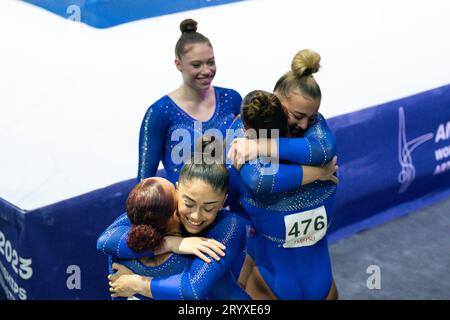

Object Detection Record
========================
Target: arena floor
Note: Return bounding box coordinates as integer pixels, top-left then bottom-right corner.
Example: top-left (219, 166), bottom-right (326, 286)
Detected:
top-left (330, 195), bottom-right (450, 299)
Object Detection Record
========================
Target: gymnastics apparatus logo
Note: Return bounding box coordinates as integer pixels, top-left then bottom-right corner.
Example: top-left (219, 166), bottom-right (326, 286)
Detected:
top-left (397, 105), bottom-right (450, 193)
top-left (397, 106), bottom-right (433, 194)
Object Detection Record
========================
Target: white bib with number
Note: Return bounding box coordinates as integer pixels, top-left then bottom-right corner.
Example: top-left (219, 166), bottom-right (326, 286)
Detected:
top-left (283, 206), bottom-right (327, 248)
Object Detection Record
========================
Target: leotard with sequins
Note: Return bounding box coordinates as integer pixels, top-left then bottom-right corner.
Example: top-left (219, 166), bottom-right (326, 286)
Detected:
top-left (97, 210), bottom-right (250, 300)
top-left (226, 114), bottom-right (337, 300)
top-left (138, 87), bottom-right (241, 183)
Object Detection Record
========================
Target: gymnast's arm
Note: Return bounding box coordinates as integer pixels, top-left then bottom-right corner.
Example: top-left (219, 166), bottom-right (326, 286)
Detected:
top-left (224, 118), bottom-right (307, 194)
top-left (137, 102), bottom-right (170, 181)
top-left (96, 213), bottom-right (155, 259)
top-left (238, 160), bottom-right (337, 193)
top-left (230, 113), bottom-right (336, 166)
top-left (97, 213), bottom-right (226, 261)
top-left (227, 114), bottom-right (336, 192)
top-left (277, 113), bottom-right (336, 165)
top-left (149, 214), bottom-right (248, 300)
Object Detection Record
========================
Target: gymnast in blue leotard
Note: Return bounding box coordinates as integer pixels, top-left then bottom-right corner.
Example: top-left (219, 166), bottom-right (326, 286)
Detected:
top-left (138, 18), bottom-right (241, 183)
top-left (98, 147), bottom-right (332, 300)
top-left (98, 160), bottom-right (250, 300)
top-left (226, 49), bottom-right (339, 300)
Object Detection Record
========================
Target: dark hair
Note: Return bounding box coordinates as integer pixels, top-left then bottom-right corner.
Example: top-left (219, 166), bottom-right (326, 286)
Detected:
top-left (274, 49), bottom-right (322, 100)
top-left (175, 19), bottom-right (212, 59)
top-left (126, 178), bottom-right (176, 252)
top-left (241, 90), bottom-right (289, 138)
top-left (179, 139), bottom-right (229, 195)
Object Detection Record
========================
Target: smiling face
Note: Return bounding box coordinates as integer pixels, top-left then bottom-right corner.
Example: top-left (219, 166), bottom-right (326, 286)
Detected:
top-left (176, 178), bottom-right (226, 234)
top-left (276, 90), bottom-right (321, 137)
top-left (175, 42), bottom-right (216, 91)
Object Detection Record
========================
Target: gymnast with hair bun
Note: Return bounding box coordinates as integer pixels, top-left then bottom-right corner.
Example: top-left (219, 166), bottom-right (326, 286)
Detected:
top-left (226, 49), bottom-right (339, 300)
top-left (138, 18), bottom-right (241, 183)
top-left (97, 159), bottom-right (250, 300)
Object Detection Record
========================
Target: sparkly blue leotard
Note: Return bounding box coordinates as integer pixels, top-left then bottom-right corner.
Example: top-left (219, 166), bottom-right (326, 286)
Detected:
top-left (97, 210), bottom-right (250, 300)
top-left (226, 114), bottom-right (337, 300)
top-left (138, 87), bottom-right (241, 183)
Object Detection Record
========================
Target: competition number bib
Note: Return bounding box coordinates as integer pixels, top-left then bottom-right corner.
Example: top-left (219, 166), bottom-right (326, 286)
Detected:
top-left (283, 206), bottom-right (327, 248)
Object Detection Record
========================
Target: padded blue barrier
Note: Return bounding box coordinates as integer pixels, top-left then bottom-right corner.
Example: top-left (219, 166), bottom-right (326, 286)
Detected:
top-left (22, 0), bottom-right (245, 28)
top-left (327, 84), bottom-right (450, 240)
top-left (0, 179), bottom-right (136, 299)
top-left (1, 84), bottom-right (450, 299)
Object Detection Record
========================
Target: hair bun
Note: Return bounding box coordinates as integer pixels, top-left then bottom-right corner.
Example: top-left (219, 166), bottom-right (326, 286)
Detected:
top-left (242, 90), bottom-right (281, 122)
top-left (127, 224), bottom-right (163, 252)
top-left (241, 90), bottom-right (287, 138)
top-left (291, 49), bottom-right (321, 78)
top-left (244, 91), bottom-right (269, 120)
top-left (180, 19), bottom-right (198, 34)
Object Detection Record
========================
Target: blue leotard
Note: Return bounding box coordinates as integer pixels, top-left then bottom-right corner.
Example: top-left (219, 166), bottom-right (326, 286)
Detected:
top-left (138, 87), bottom-right (241, 183)
top-left (225, 113), bottom-right (336, 194)
top-left (97, 210), bottom-right (250, 300)
top-left (226, 114), bottom-right (337, 300)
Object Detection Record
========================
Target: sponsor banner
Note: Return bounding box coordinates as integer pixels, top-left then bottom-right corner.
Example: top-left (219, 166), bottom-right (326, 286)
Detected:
top-left (23, 0), bottom-right (245, 28)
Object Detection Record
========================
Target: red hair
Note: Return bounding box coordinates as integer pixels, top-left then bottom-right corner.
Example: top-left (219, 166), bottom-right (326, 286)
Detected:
top-left (126, 178), bottom-right (176, 252)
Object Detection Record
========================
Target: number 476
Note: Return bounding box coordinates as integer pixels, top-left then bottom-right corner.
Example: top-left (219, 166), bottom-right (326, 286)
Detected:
top-left (288, 215), bottom-right (325, 238)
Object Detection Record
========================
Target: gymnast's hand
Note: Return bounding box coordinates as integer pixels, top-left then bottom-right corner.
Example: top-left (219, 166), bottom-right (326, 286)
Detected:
top-left (228, 138), bottom-right (275, 170)
top-left (109, 263), bottom-right (151, 298)
top-left (301, 156), bottom-right (339, 185)
top-left (318, 156), bottom-right (339, 184)
top-left (164, 236), bottom-right (226, 263)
